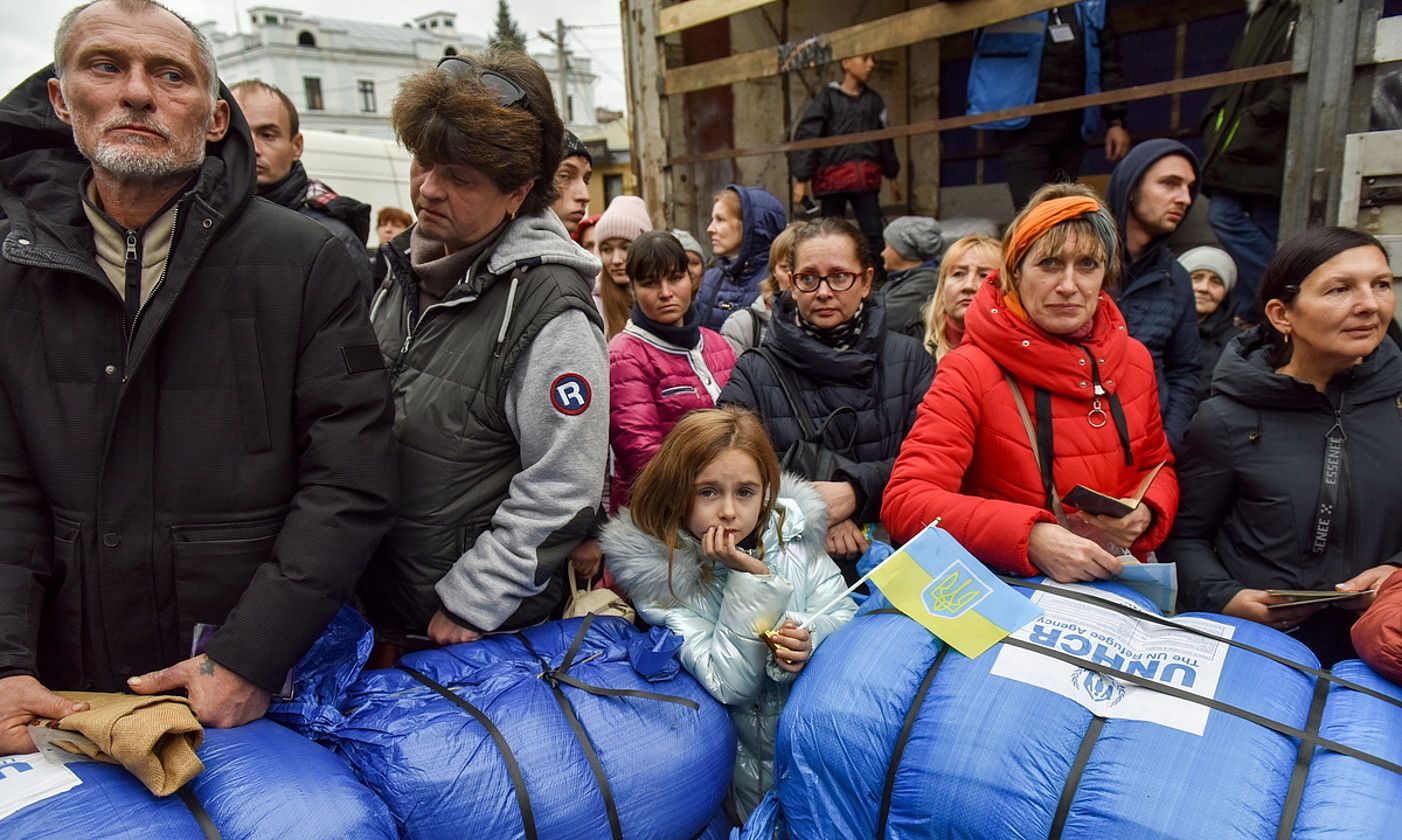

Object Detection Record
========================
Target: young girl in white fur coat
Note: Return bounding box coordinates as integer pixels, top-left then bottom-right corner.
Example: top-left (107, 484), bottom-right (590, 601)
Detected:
top-left (601, 406), bottom-right (855, 821)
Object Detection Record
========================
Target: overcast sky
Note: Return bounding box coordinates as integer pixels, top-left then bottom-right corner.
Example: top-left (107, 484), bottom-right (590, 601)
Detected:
top-left (0, 0), bottom-right (629, 111)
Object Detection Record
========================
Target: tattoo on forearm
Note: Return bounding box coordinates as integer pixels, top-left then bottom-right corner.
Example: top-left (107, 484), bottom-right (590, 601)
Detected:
top-left (198, 656), bottom-right (216, 676)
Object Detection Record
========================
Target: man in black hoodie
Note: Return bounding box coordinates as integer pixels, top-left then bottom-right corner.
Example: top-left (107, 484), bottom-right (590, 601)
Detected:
top-left (232, 79), bottom-right (374, 299)
top-left (1105, 139), bottom-right (1203, 450)
top-left (0, 0), bottom-right (395, 753)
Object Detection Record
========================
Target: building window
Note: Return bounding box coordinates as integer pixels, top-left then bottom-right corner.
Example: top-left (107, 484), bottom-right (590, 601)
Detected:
top-left (566, 96), bottom-right (574, 123)
top-left (297, 31), bottom-right (316, 47)
top-left (604, 174), bottom-right (624, 205)
top-left (358, 81), bottom-right (376, 113)
top-left (303, 77), bottom-right (323, 111)
top-left (444, 46), bottom-right (457, 56)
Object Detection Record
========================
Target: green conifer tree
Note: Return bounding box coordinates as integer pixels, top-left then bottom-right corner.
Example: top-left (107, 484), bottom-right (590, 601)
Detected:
top-left (488, 0), bottom-right (528, 53)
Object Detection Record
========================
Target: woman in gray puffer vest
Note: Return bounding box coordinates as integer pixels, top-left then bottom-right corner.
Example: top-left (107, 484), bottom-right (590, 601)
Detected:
top-left (362, 52), bottom-right (608, 654)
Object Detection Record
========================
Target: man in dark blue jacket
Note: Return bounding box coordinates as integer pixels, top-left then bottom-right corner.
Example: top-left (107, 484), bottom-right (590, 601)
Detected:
top-left (231, 80), bottom-right (374, 299)
top-left (1106, 139), bottom-right (1202, 450)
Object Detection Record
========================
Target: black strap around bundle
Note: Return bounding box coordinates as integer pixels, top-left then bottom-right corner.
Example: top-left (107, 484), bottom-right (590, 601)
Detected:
top-left (1048, 716), bottom-right (1105, 840)
top-left (176, 784), bottom-right (223, 840)
top-left (397, 664), bottom-right (539, 840)
top-left (999, 577), bottom-right (1402, 711)
top-left (402, 615), bottom-right (706, 840)
top-left (1276, 677), bottom-right (1331, 840)
top-left (517, 614), bottom-right (703, 840)
top-left (875, 645), bottom-right (949, 840)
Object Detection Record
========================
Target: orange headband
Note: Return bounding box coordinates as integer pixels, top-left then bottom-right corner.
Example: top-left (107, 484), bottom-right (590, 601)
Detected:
top-left (1003, 195), bottom-right (1103, 275)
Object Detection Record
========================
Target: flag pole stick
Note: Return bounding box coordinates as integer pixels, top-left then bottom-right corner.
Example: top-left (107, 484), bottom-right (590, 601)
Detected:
top-left (793, 518), bottom-right (941, 632)
top-left (794, 563), bottom-right (885, 632)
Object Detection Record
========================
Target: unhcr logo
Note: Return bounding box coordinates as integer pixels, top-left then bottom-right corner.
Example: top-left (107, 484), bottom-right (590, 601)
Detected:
top-left (921, 560), bottom-right (989, 619)
top-left (1072, 667), bottom-right (1127, 707)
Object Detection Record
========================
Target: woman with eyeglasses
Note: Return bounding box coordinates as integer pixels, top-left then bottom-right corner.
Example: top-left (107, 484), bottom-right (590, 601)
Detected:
top-left (884, 183), bottom-right (1178, 582)
top-left (1163, 227), bottom-right (1401, 665)
top-left (363, 52), bottom-right (610, 655)
top-left (719, 217), bottom-right (934, 581)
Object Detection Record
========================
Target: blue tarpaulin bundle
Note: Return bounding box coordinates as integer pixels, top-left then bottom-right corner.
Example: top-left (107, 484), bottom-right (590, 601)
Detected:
top-left (335, 615), bottom-right (736, 840)
top-left (1294, 659), bottom-right (1402, 838)
top-left (0, 719), bottom-right (397, 839)
top-left (267, 605), bottom-right (377, 738)
top-left (763, 579), bottom-right (1402, 839)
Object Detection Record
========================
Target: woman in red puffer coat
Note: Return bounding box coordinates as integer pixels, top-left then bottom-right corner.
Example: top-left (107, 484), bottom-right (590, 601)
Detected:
top-left (609, 231), bottom-right (736, 511)
top-left (883, 184), bottom-right (1178, 580)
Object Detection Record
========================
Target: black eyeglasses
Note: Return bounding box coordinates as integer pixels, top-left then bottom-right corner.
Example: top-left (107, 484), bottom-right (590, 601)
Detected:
top-left (792, 271), bottom-right (860, 293)
top-left (436, 57), bottom-right (528, 109)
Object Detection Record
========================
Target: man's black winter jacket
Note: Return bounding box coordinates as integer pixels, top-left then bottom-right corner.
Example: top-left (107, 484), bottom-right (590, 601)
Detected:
top-left (0, 67), bottom-right (397, 693)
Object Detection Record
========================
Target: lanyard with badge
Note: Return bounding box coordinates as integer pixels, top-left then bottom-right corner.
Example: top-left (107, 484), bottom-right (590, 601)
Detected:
top-left (1048, 7), bottom-right (1076, 43)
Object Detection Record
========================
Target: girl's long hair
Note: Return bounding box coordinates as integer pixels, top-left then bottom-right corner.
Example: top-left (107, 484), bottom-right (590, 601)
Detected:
top-left (599, 265), bottom-right (633, 339)
top-left (628, 406), bottom-right (783, 595)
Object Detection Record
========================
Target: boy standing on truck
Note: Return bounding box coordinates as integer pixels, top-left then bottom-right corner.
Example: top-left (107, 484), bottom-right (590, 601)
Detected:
top-left (789, 54), bottom-right (901, 277)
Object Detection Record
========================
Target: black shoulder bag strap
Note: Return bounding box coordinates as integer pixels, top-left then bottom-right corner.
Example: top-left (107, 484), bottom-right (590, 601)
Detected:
top-left (1003, 369), bottom-right (1067, 524)
top-left (752, 345), bottom-right (821, 444)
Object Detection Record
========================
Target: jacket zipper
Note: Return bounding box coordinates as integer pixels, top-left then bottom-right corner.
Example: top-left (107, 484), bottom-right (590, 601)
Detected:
top-left (392, 297), bottom-right (415, 377)
top-left (391, 293), bottom-right (473, 377)
top-left (121, 229), bottom-right (140, 349)
top-left (121, 206), bottom-right (178, 378)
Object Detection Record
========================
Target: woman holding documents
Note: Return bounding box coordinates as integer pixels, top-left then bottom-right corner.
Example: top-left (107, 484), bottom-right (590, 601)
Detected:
top-left (883, 184), bottom-right (1178, 581)
top-left (1162, 227), bottom-right (1401, 666)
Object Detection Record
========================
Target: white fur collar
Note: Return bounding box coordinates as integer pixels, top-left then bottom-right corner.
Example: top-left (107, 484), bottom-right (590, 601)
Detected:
top-left (602, 474), bottom-right (829, 603)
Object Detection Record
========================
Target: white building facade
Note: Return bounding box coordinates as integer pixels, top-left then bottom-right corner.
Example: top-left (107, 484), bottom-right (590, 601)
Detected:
top-left (202, 7), bottom-right (599, 141)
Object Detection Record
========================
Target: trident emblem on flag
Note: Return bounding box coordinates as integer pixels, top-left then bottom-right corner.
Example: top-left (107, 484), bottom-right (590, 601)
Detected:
top-left (921, 560), bottom-right (989, 619)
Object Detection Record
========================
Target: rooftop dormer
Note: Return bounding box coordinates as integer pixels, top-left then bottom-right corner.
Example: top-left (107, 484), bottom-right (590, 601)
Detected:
top-left (412, 11), bottom-right (456, 34)
top-left (248, 6), bottom-right (302, 28)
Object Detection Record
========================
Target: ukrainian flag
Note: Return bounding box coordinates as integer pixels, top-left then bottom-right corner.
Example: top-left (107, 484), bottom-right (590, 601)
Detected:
top-left (870, 524), bottom-right (1043, 659)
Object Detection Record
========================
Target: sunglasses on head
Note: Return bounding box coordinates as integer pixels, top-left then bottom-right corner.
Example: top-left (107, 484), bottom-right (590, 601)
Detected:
top-left (435, 57), bottom-right (528, 109)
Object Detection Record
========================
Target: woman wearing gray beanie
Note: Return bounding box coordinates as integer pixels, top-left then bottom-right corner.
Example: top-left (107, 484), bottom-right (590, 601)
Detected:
top-left (880, 216), bottom-right (944, 337)
top-left (1178, 245), bottom-right (1240, 399)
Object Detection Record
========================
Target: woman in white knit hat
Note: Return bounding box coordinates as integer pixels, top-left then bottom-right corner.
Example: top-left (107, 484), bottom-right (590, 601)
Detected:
top-left (595, 195), bottom-right (654, 338)
top-left (1178, 245), bottom-right (1240, 399)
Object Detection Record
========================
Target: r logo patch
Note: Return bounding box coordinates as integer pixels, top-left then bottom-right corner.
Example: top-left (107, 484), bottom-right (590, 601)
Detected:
top-left (551, 373), bottom-right (592, 415)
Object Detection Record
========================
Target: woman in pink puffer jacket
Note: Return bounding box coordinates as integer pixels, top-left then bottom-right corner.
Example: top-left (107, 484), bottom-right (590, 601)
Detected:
top-left (609, 231), bottom-right (737, 511)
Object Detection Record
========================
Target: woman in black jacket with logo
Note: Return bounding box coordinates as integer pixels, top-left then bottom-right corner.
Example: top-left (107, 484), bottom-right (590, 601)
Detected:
top-left (1162, 227), bottom-right (1402, 665)
top-left (719, 218), bottom-right (933, 581)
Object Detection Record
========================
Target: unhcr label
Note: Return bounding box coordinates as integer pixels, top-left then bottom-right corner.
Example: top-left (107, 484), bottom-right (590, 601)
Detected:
top-left (989, 584), bottom-right (1234, 736)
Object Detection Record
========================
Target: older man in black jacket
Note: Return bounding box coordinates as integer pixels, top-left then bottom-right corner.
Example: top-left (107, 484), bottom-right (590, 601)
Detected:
top-left (0, 0), bottom-right (396, 753)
